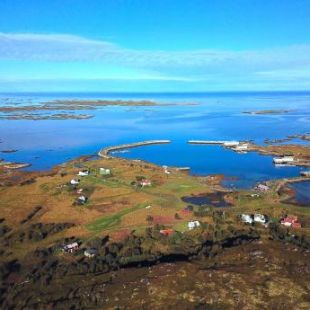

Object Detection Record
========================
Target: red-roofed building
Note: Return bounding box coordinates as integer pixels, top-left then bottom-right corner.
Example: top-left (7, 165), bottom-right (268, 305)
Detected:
top-left (292, 222), bottom-right (302, 229)
top-left (159, 229), bottom-right (174, 236)
top-left (281, 215), bottom-right (301, 228)
top-left (140, 179), bottom-right (152, 187)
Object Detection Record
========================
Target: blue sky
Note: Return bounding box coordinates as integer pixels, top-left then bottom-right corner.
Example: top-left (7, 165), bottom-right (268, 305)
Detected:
top-left (0, 0), bottom-right (310, 92)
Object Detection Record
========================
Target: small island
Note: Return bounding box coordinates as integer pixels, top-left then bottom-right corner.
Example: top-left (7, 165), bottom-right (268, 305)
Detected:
top-left (0, 100), bottom-right (194, 121)
top-left (243, 109), bottom-right (291, 115)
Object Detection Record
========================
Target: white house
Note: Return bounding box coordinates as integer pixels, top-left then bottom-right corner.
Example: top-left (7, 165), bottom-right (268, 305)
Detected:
top-left (99, 168), bottom-right (111, 175)
top-left (70, 179), bottom-right (80, 185)
top-left (164, 169), bottom-right (171, 175)
top-left (254, 214), bottom-right (267, 224)
top-left (78, 170), bottom-right (89, 176)
top-left (241, 214), bottom-right (254, 224)
top-left (273, 156), bottom-right (294, 164)
top-left (188, 220), bottom-right (201, 230)
top-left (63, 242), bottom-right (79, 253)
top-left (78, 195), bottom-right (87, 204)
top-left (84, 248), bottom-right (97, 258)
top-left (234, 143), bottom-right (249, 151)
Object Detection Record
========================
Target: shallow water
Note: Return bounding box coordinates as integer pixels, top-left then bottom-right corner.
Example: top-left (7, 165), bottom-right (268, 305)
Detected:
top-left (0, 91), bottom-right (309, 189)
top-left (287, 181), bottom-right (310, 206)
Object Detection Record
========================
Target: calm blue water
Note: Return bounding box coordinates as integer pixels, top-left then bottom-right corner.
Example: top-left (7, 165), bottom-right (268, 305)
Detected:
top-left (288, 181), bottom-right (310, 206)
top-left (0, 91), bottom-right (309, 189)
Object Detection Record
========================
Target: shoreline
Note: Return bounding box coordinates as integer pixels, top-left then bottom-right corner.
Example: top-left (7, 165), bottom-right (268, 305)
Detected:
top-left (189, 140), bottom-right (310, 167)
top-left (1, 138), bottom-right (309, 309)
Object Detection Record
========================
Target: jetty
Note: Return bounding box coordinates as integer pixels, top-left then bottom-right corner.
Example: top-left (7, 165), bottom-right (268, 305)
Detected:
top-left (98, 140), bottom-right (171, 158)
top-left (188, 140), bottom-right (240, 146)
top-left (175, 167), bottom-right (190, 171)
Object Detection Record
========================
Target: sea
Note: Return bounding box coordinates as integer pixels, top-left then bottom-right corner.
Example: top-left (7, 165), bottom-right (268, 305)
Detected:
top-left (0, 91), bottom-right (310, 189)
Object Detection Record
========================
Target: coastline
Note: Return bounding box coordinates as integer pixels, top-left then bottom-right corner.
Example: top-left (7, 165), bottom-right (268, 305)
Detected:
top-left (189, 140), bottom-right (310, 167)
top-left (0, 141), bottom-right (309, 309)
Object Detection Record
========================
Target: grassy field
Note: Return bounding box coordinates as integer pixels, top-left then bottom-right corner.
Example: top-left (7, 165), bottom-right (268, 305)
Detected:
top-left (0, 153), bottom-right (309, 259)
top-left (86, 203), bottom-right (147, 232)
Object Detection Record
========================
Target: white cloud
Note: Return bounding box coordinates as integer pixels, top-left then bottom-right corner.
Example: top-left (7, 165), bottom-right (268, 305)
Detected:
top-left (0, 32), bottom-right (310, 90)
top-left (1, 32), bottom-right (309, 68)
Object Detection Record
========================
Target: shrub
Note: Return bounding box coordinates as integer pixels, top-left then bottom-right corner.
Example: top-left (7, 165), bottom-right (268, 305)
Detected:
top-left (146, 215), bottom-right (154, 223)
top-left (174, 213), bottom-right (181, 220)
top-left (194, 206), bottom-right (211, 217)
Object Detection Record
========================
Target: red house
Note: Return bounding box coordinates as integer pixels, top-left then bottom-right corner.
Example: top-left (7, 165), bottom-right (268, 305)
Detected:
top-left (140, 179), bottom-right (152, 187)
top-left (159, 229), bottom-right (174, 236)
top-left (281, 215), bottom-right (301, 228)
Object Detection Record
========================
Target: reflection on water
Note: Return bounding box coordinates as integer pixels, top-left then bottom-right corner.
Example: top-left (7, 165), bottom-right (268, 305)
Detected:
top-left (181, 192), bottom-right (232, 208)
top-left (0, 92), bottom-right (309, 189)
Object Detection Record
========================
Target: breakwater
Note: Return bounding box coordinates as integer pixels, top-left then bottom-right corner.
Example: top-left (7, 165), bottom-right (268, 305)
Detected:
top-left (98, 140), bottom-right (171, 158)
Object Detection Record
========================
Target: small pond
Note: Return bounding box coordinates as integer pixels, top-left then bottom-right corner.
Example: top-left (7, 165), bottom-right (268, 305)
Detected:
top-left (182, 192), bottom-right (232, 208)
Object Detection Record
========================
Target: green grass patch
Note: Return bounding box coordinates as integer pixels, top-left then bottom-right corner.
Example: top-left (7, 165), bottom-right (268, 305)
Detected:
top-left (83, 175), bottom-right (130, 188)
top-left (86, 203), bottom-right (147, 232)
top-left (173, 221), bottom-right (189, 232)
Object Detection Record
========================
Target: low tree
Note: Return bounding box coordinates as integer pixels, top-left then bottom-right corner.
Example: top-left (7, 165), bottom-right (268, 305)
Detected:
top-left (146, 215), bottom-right (154, 223)
top-left (174, 213), bottom-right (181, 220)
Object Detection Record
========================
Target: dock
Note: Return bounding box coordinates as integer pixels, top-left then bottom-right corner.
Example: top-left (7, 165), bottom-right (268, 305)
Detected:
top-left (188, 140), bottom-right (228, 145)
top-left (174, 167), bottom-right (190, 172)
top-left (98, 140), bottom-right (171, 158)
top-left (188, 140), bottom-right (240, 146)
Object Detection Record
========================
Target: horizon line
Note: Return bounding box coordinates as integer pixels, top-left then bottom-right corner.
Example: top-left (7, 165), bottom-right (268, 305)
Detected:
top-left (1, 90), bottom-right (310, 94)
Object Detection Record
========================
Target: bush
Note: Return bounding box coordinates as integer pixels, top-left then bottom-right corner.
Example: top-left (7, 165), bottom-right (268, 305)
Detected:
top-left (194, 206), bottom-right (211, 217)
top-left (146, 215), bottom-right (154, 223)
top-left (135, 176), bottom-right (145, 181)
top-left (174, 213), bottom-right (181, 220)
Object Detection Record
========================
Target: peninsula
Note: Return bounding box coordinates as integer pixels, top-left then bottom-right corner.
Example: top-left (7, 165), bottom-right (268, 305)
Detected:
top-left (0, 144), bottom-right (309, 309)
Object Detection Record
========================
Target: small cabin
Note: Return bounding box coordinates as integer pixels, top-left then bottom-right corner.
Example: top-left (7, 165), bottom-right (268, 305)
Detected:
top-left (273, 156), bottom-right (294, 164)
top-left (70, 179), bottom-right (80, 185)
top-left (78, 169), bottom-right (89, 177)
top-left (188, 220), bottom-right (200, 230)
top-left (281, 215), bottom-right (301, 228)
top-left (254, 214), bottom-right (267, 224)
top-left (256, 184), bottom-right (269, 192)
top-left (62, 242), bottom-right (79, 253)
top-left (159, 229), bottom-right (174, 236)
top-left (76, 195), bottom-right (88, 205)
top-left (99, 168), bottom-right (111, 176)
top-left (140, 179), bottom-right (152, 187)
top-left (241, 214), bottom-right (254, 224)
top-left (84, 248), bottom-right (98, 258)
top-left (234, 143), bottom-right (249, 152)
